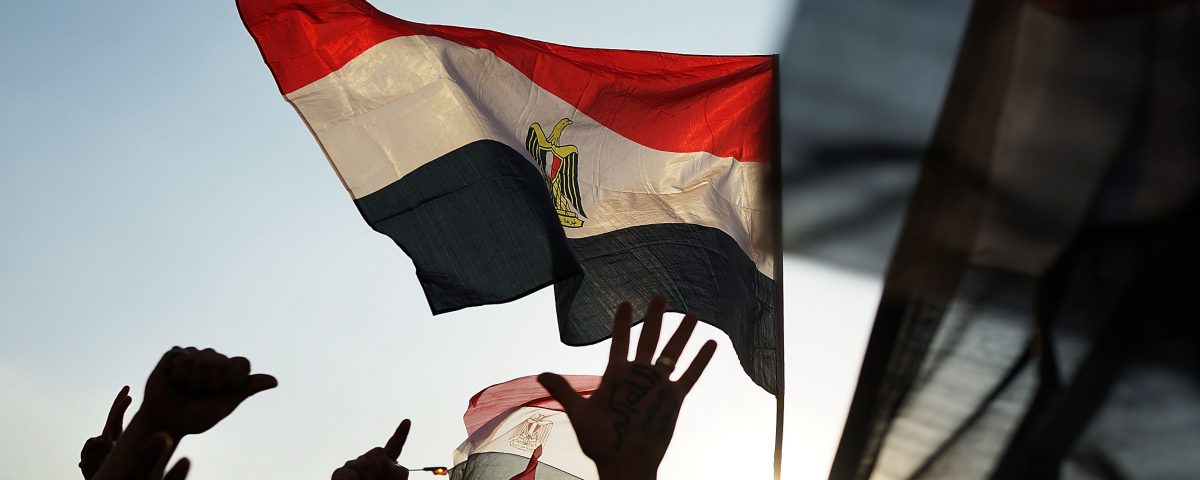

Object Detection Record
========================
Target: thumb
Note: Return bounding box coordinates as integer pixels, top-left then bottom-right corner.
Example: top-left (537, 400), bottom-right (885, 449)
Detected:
top-left (164, 458), bottom-right (190, 480)
top-left (239, 374), bottom-right (278, 399)
top-left (537, 373), bottom-right (584, 414)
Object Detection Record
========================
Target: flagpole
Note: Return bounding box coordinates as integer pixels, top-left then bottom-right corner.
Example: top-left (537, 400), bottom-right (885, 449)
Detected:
top-left (770, 53), bottom-right (785, 480)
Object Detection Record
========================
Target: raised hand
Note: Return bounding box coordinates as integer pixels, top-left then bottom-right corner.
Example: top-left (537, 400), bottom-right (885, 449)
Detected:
top-left (136, 347), bottom-right (278, 437)
top-left (331, 419), bottom-right (412, 480)
top-left (538, 296), bottom-right (717, 480)
top-left (91, 432), bottom-right (190, 480)
top-left (92, 346), bottom-right (265, 480)
top-left (80, 385), bottom-right (133, 478)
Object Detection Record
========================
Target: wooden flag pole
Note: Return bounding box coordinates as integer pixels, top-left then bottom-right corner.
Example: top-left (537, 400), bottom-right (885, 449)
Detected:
top-left (770, 53), bottom-right (786, 480)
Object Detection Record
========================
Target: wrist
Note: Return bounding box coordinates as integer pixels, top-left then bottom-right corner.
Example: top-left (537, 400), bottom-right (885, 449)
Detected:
top-left (92, 411), bottom-right (183, 480)
top-left (127, 412), bottom-right (185, 444)
top-left (597, 463), bottom-right (656, 480)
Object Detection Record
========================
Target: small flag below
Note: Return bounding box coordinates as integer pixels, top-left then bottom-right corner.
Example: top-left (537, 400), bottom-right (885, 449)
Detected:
top-left (450, 375), bottom-right (601, 480)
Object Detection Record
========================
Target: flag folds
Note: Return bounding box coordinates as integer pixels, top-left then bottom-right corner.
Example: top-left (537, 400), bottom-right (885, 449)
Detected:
top-left (238, 0), bottom-right (778, 393)
top-left (451, 375), bottom-right (601, 480)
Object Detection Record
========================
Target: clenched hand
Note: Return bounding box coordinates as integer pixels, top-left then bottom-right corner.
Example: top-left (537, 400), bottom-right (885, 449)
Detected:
top-left (137, 347), bottom-right (278, 437)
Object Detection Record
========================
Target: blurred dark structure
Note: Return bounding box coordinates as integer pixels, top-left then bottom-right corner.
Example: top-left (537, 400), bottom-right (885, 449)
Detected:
top-left (779, 0), bottom-right (971, 273)
top-left (781, 0), bottom-right (1200, 479)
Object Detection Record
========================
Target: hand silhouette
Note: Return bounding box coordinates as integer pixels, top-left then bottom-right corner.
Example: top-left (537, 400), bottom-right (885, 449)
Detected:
top-left (91, 432), bottom-right (190, 480)
top-left (92, 346), bottom-right (265, 480)
top-left (538, 296), bottom-right (717, 480)
top-left (331, 419), bottom-right (412, 480)
top-left (80, 385), bottom-right (133, 478)
top-left (136, 347), bottom-right (277, 437)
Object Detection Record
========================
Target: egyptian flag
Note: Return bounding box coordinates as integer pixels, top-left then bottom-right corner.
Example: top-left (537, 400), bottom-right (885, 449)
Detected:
top-left (450, 375), bottom-right (602, 480)
top-left (238, 0), bottom-right (779, 392)
top-left (508, 448), bottom-right (542, 480)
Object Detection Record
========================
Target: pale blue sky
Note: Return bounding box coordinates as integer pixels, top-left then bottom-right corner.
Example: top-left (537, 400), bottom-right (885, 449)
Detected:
top-left (0, 1), bottom-right (882, 479)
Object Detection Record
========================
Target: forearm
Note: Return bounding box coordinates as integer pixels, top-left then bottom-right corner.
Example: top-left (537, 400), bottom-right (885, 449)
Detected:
top-left (597, 463), bottom-right (656, 480)
top-left (125, 411), bottom-right (185, 445)
top-left (91, 413), bottom-right (181, 479)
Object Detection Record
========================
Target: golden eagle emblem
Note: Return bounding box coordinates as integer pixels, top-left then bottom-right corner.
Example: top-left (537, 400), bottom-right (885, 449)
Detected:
top-left (506, 413), bottom-right (554, 451)
top-left (526, 118), bottom-right (587, 228)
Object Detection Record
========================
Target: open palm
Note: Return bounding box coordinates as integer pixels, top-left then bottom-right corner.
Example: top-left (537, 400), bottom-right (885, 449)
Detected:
top-left (538, 296), bottom-right (717, 480)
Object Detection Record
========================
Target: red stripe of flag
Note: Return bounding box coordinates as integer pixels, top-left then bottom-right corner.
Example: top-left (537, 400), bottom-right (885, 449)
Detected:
top-left (509, 445), bottom-right (543, 480)
top-left (237, 0), bottom-right (774, 162)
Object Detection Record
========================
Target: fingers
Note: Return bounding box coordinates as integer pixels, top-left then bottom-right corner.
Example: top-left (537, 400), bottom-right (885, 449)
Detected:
top-left (608, 302), bottom-right (633, 365)
top-left (634, 296), bottom-right (668, 363)
top-left (331, 464), bottom-right (362, 480)
top-left (170, 349), bottom-right (195, 388)
top-left (168, 348), bottom-right (275, 395)
top-left (537, 372), bottom-right (585, 415)
top-left (188, 349), bottom-right (216, 393)
top-left (81, 436), bottom-right (113, 457)
top-left (229, 356), bottom-right (251, 391)
top-left (154, 348), bottom-right (182, 381)
top-left (383, 419), bottom-right (411, 460)
top-left (334, 449), bottom-right (408, 480)
top-left (332, 424), bottom-right (411, 480)
top-left (676, 340), bottom-right (717, 393)
top-left (380, 458), bottom-right (410, 480)
top-left (657, 314), bottom-right (699, 373)
top-left (240, 373), bottom-right (279, 399)
top-left (165, 346), bottom-right (268, 405)
top-left (203, 353), bottom-right (231, 393)
top-left (201, 354), bottom-right (256, 394)
top-left (164, 458), bottom-right (190, 480)
top-left (80, 437), bottom-right (114, 478)
top-left (333, 456), bottom-right (376, 480)
top-left (103, 385), bottom-right (132, 439)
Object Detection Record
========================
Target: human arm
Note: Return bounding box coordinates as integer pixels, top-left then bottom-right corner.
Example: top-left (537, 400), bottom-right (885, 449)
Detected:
top-left (92, 346), bottom-right (275, 479)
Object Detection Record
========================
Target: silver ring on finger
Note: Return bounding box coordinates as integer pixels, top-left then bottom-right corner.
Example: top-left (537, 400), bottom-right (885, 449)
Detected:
top-left (658, 355), bottom-right (677, 372)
